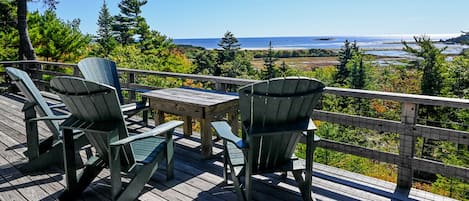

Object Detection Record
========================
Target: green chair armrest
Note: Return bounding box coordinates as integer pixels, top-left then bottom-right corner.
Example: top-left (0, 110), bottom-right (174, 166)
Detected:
top-left (247, 118), bottom-right (317, 136)
top-left (211, 121), bottom-right (247, 149)
top-left (48, 103), bottom-right (66, 109)
top-left (110, 120), bottom-right (183, 147)
top-left (120, 102), bottom-right (150, 113)
top-left (28, 114), bottom-right (71, 122)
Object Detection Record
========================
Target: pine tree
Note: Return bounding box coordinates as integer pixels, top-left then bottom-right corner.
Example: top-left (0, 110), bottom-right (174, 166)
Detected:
top-left (335, 40), bottom-right (358, 85)
top-left (217, 31), bottom-right (240, 63)
top-left (96, 0), bottom-right (116, 56)
top-left (349, 53), bottom-right (366, 89)
top-left (402, 36), bottom-right (446, 96)
top-left (261, 41), bottom-right (278, 79)
top-left (279, 61), bottom-right (289, 77)
top-left (113, 0), bottom-right (148, 45)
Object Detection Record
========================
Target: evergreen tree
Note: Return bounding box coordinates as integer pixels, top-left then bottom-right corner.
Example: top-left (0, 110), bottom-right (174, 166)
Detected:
top-left (349, 53), bottom-right (366, 89)
top-left (28, 10), bottom-right (91, 61)
top-left (217, 31), bottom-right (240, 64)
top-left (279, 61), bottom-right (289, 77)
top-left (402, 36), bottom-right (446, 96)
top-left (335, 40), bottom-right (358, 85)
top-left (261, 41), bottom-right (278, 79)
top-left (113, 0), bottom-right (148, 45)
top-left (96, 0), bottom-right (117, 57)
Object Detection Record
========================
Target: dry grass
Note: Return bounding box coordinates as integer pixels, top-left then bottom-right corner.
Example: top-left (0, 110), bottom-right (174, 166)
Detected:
top-left (252, 56), bottom-right (339, 71)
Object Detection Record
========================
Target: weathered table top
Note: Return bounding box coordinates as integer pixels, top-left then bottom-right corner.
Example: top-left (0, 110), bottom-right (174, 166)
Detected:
top-left (142, 88), bottom-right (238, 107)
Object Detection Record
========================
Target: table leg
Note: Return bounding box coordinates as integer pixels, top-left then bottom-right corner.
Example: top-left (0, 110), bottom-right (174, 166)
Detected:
top-left (228, 110), bottom-right (239, 136)
top-left (154, 109), bottom-right (165, 125)
top-left (183, 116), bottom-right (192, 137)
top-left (200, 118), bottom-right (213, 158)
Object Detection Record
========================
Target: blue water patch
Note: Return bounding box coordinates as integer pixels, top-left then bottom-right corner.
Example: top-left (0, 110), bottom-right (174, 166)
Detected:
top-left (174, 35), bottom-right (468, 58)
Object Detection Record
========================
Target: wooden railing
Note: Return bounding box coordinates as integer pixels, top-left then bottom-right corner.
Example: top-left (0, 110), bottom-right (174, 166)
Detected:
top-left (1, 60), bottom-right (468, 191)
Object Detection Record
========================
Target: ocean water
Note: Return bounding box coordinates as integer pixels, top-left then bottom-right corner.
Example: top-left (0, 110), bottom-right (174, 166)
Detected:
top-left (174, 35), bottom-right (468, 57)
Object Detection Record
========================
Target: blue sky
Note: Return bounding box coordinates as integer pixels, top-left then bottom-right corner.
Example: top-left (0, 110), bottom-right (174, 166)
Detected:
top-left (29, 0), bottom-right (469, 39)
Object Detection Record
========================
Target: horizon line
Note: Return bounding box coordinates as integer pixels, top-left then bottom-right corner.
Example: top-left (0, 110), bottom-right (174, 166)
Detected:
top-left (171, 33), bottom-right (461, 40)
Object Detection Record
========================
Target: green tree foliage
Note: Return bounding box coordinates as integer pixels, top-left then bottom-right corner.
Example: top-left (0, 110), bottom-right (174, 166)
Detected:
top-left (335, 40), bottom-right (358, 85)
top-left (445, 53), bottom-right (469, 98)
top-left (279, 61), bottom-right (289, 77)
top-left (193, 50), bottom-right (218, 75)
top-left (95, 0), bottom-right (117, 57)
top-left (220, 51), bottom-right (256, 79)
top-left (348, 52), bottom-right (366, 89)
top-left (16, 0), bottom-right (58, 60)
top-left (113, 0), bottom-right (148, 45)
top-left (261, 41), bottom-right (278, 79)
top-left (0, 0), bottom-right (18, 60)
top-left (28, 10), bottom-right (91, 61)
top-left (217, 31), bottom-right (240, 64)
top-left (402, 36), bottom-right (446, 96)
top-left (109, 44), bottom-right (192, 73)
top-left (139, 30), bottom-right (175, 53)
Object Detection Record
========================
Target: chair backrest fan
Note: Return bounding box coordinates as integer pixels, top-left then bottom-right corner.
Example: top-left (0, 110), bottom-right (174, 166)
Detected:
top-left (238, 77), bottom-right (324, 172)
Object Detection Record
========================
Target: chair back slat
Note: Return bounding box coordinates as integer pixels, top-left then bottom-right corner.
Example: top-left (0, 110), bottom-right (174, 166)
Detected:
top-left (6, 67), bottom-right (60, 137)
top-left (238, 77), bottom-right (324, 172)
top-left (78, 57), bottom-right (124, 104)
top-left (50, 76), bottom-right (136, 170)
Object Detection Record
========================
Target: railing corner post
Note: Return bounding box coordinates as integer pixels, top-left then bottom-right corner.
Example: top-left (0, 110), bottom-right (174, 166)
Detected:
top-left (397, 102), bottom-right (418, 190)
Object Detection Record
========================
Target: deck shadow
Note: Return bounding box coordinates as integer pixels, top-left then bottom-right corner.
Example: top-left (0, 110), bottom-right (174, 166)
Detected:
top-left (313, 171), bottom-right (419, 201)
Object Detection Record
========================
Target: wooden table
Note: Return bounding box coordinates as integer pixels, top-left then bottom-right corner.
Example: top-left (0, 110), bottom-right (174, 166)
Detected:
top-left (142, 88), bottom-right (239, 158)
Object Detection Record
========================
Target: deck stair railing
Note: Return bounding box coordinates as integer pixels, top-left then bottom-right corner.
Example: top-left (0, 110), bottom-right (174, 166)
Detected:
top-left (1, 60), bottom-right (468, 192)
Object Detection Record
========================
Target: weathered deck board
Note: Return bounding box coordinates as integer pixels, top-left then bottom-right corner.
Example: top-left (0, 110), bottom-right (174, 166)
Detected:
top-left (0, 92), bottom-right (458, 201)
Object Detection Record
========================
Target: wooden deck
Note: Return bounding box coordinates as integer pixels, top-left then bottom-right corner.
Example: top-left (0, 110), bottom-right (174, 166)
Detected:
top-left (0, 92), bottom-right (456, 201)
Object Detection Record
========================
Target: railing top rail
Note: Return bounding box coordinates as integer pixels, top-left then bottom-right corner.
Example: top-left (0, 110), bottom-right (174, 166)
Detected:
top-left (325, 87), bottom-right (469, 108)
top-left (2, 60), bottom-right (469, 108)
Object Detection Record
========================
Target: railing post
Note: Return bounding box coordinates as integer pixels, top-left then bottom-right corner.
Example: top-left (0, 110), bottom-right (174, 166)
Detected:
top-left (215, 82), bottom-right (226, 91)
top-left (29, 61), bottom-right (44, 90)
top-left (72, 65), bottom-right (80, 77)
top-left (127, 72), bottom-right (136, 103)
top-left (397, 102), bottom-right (418, 190)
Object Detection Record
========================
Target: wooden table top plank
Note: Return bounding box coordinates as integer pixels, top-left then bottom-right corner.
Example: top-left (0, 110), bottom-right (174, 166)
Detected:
top-left (143, 88), bottom-right (238, 107)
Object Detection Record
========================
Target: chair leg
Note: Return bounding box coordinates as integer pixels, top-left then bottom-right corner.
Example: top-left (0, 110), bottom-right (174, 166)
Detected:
top-left (229, 164), bottom-right (245, 201)
top-left (143, 110), bottom-right (149, 127)
top-left (223, 141), bottom-right (229, 184)
top-left (19, 143), bottom-right (63, 172)
top-left (244, 170), bottom-right (252, 201)
top-left (116, 152), bottom-right (164, 201)
top-left (166, 139), bottom-right (174, 180)
top-left (293, 170), bottom-right (312, 201)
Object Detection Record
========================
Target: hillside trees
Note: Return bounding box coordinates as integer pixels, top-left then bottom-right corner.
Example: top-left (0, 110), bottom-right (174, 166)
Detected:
top-left (192, 31), bottom-right (256, 78)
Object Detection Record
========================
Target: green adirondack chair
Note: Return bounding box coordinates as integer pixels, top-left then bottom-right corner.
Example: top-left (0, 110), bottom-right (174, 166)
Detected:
top-left (78, 57), bottom-right (150, 126)
top-left (211, 77), bottom-right (325, 201)
top-left (5, 67), bottom-right (88, 172)
top-left (50, 76), bottom-right (183, 201)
